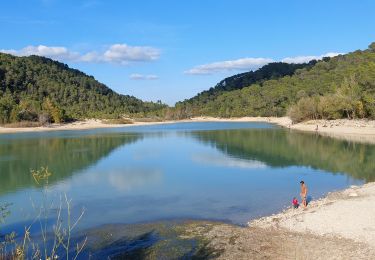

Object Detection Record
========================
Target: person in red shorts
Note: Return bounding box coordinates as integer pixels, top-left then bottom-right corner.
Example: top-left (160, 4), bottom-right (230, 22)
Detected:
top-left (292, 197), bottom-right (299, 209)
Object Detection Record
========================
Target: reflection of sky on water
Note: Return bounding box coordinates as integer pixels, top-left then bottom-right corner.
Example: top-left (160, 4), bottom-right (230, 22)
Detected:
top-left (192, 153), bottom-right (266, 169)
top-left (107, 168), bottom-right (163, 192)
top-left (0, 122), bottom-right (366, 231)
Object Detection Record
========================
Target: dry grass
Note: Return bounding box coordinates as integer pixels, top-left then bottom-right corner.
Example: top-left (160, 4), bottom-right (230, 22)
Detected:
top-left (1, 121), bottom-right (43, 128)
top-left (132, 117), bottom-right (165, 122)
top-left (102, 118), bottom-right (134, 125)
top-left (0, 167), bottom-right (86, 260)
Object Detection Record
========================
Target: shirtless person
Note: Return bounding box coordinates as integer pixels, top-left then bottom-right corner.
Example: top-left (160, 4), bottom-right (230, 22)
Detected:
top-left (300, 181), bottom-right (308, 208)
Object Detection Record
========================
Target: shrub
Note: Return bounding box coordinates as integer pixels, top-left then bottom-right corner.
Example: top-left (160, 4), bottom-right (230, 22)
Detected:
top-left (38, 112), bottom-right (52, 125)
top-left (317, 95), bottom-right (343, 120)
top-left (288, 96), bottom-right (319, 123)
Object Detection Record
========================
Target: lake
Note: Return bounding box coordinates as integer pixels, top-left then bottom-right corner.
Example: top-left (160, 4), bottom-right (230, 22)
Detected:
top-left (1, 122), bottom-right (374, 233)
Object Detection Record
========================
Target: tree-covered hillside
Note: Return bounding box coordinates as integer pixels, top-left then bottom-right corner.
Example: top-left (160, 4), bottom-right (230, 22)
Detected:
top-left (0, 53), bottom-right (166, 124)
top-left (175, 62), bottom-right (315, 118)
top-left (172, 43), bottom-right (375, 121)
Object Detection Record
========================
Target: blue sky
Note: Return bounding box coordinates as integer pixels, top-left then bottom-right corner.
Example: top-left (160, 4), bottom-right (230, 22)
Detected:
top-left (1, 0), bottom-right (375, 105)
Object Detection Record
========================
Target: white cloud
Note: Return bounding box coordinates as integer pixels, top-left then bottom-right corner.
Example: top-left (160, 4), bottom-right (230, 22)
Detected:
top-left (103, 44), bottom-right (160, 64)
top-left (129, 73), bottom-right (159, 80)
top-left (1, 45), bottom-right (80, 61)
top-left (0, 43), bottom-right (161, 65)
top-left (184, 58), bottom-right (273, 75)
top-left (281, 52), bottom-right (343, 64)
top-left (185, 52), bottom-right (343, 75)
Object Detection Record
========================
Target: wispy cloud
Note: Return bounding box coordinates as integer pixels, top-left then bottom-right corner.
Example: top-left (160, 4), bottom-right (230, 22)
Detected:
top-left (281, 52), bottom-right (343, 64)
top-left (129, 73), bottom-right (159, 80)
top-left (1, 45), bottom-right (79, 60)
top-left (0, 44), bottom-right (161, 65)
top-left (185, 52), bottom-right (343, 75)
top-left (184, 58), bottom-right (273, 75)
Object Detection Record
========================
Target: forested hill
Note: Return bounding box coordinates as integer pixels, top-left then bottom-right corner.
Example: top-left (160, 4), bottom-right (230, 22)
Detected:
top-left (0, 53), bottom-right (166, 124)
top-left (172, 43), bottom-right (375, 122)
top-left (180, 61), bottom-right (316, 108)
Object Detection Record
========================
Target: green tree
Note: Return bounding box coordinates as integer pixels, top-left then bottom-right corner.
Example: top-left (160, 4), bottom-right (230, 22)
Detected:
top-left (171, 42), bottom-right (375, 121)
top-left (0, 53), bottom-right (167, 124)
top-left (42, 98), bottom-right (63, 123)
top-left (0, 93), bottom-right (16, 124)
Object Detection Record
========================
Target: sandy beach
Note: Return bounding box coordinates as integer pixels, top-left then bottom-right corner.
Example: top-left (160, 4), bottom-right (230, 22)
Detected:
top-left (190, 117), bottom-right (375, 143)
top-left (1, 117), bottom-right (375, 143)
top-left (0, 119), bottom-right (157, 134)
top-left (287, 118), bottom-right (375, 144)
top-left (250, 182), bottom-right (375, 246)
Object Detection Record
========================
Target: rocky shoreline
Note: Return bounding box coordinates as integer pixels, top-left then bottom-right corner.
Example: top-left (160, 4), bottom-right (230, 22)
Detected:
top-left (193, 183), bottom-right (375, 259)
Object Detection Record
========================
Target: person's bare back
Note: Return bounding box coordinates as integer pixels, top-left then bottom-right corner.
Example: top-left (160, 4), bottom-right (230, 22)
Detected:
top-left (300, 181), bottom-right (308, 207)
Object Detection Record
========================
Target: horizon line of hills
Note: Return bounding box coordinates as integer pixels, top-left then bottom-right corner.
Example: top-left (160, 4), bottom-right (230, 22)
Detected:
top-left (1, 42), bottom-right (375, 125)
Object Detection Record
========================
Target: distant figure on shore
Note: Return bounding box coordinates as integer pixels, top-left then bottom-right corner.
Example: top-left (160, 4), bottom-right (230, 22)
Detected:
top-left (300, 181), bottom-right (308, 208)
top-left (315, 125), bottom-right (319, 131)
top-left (292, 197), bottom-right (299, 209)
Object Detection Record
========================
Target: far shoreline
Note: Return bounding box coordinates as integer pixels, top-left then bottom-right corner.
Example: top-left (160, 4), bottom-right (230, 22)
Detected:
top-left (1, 116), bottom-right (375, 143)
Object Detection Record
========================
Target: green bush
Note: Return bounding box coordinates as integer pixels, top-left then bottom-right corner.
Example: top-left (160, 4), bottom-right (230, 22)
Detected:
top-left (288, 96), bottom-right (319, 123)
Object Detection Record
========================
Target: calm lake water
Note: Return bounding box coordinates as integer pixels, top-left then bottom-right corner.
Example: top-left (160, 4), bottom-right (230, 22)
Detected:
top-left (1, 122), bottom-right (374, 232)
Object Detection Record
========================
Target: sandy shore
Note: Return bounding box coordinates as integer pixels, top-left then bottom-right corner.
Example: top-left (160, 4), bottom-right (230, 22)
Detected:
top-left (250, 183), bottom-right (375, 246)
top-left (185, 183), bottom-right (375, 259)
top-left (1, 117), bottom-right (374, 144)
top-left (0, 117), bottom-right (286, 134)
top-left (0, 119), bottom-right (157, 134)
top-left (190, 116), bottom-right (375, 143)
top-left (288, 118), bottom-right (375, 144)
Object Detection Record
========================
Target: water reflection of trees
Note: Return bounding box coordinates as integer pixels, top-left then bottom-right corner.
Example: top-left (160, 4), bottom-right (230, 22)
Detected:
top-left (0, 133), bottom-right (143, 194)
top-left (190, 129), bottom-right (375, 181)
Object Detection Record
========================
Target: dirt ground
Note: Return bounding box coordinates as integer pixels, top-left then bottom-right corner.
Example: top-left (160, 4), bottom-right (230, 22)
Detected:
top-left (185, 223), bottom-right (375, 260)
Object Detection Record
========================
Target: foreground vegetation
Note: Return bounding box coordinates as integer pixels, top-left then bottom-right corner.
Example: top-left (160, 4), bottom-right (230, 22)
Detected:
top-left (172, 42), bottom-right (375, 122)
top-left (0, 167), bottom-right (86, 259)
top-left (0, 53), bottom-right (166, 125)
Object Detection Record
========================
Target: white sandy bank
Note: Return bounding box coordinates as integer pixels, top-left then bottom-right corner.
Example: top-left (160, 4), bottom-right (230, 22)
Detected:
top-left (249, 182), bottom-right (375, 247)
top-left (1, 117), bottom-right (375, 145)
